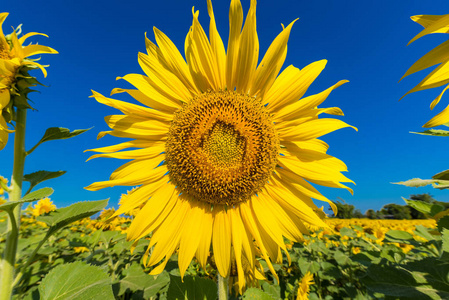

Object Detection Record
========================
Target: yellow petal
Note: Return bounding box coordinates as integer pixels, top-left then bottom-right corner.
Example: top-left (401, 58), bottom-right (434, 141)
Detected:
top-left (0, 13), bottom-right (8, 36)
top-left (280, 118), bottom-right (357, 141)
top-left (207, 0), bottom-right (227, 88)
top-left (278, 154), bottom-right (353, 185)
top-left (152, 28), bottom-right (199, 94)
top-left (147, 197), bottom-right (189, 267)
top-left (251, 19), bottom-right (298, 97)
top-left (239, 202), bottom-right (279, 282)
top-left (126, 182), bottom-right (177, 241)
top-left (104, 114), bottom-right (168, 137)
top-left (0, 116), bottom-right (9, 150)
top-left (276, 167), bottom-right (337, 214)
top-left (91, 90), bottom-right (172, 122)
top-left (21, 61), bottom-right (48, 78)
top-left (408, 14), bottom-right (449, 45)
top-left (265, 61), bottom-right (330, 112)
top-left (115, 74), bottom-right (181, 112)
top-left (402, 59), bottom-right (449, 98)
top-left (226, 0), bottom-right (244, 90)
top-left (22, 44), bottom-right (58, 57)
top-left (86, 142), bottom-right (165, 161)
top-left (178, 201), bottom-right (207, 278)
top-left (113, 176), bottom-right (168, 217)
top-left (212, 206), bottom-right (232, 278)
top-left (401, 40), bottom-right (449, 80)
top-left (85, 157), bottom-right (165, 191)
top-left (424, 104), bottom-right (449, 127)
top-left (18, 32), bottom-right (48, 44)
top-left (257, 192), bottom-right (303, 243)
top-left (308, 177), bottom-right (354, 194)
top-left (0, 89), bottom-right (10, 109)
top-left (195, 203), bottom-right (213, 268)
top-left (185, 8), bottom-right (220, 91)
top-left (273, 80), bottom-right (348, 121)
top-left (430, 84), bottom-right (449, 110)
top-left (138, 52), bottom-right (192, 103)
top-left (85, 140), bottom-right (157, 153)
top-left (281, 139), bottom-right (329, 153)
top-left (229, 208), bottom-right (245, 293)
top-left (234, 0), bottom-right (258, 94)
top-left (265, 184), bottom-right (327, 228)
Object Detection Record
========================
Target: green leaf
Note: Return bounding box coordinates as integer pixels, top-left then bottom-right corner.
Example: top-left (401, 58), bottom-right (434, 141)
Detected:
top-left (117, 264), bottom-right (170, 298)
top-left (414, 225), bottom-right (436, 241)
top-left (339, 227), bottom-right (357, 238)
top-left (411, 129), bottom-right (449, 136)
top-left (433, 169), bottom-right (449, 180)
top-left (37, 199), bottom-right (108, 234)
top-left (242, 288), bottom-right (276, 300)
top-left (0, 187), bottom-right (54, 213)
top-left (334, 250), bottom-right (352, 266)
top-left (24, 171), bottom-right (66, 193)
top-left (431, 204), bottom-right (445, 216)
top-left (167, 275), bottom-right (217, 300)
top-left (393, 178), bottom-right (441, 188)
top-left (27, 127), bottom-right (90, 155)
top-left (365, 258), bottom-right (449, 299)
top-left (438, 216), bottom-right (449, 232)
top-left (297, 258), bottom-right (320, 274)
top-left (403, 198), bottom-right (433, 215)
top-left (22, 187), bottom-right (54, 202)
top-left (394, 178), bottom-right (449, 189)
top-left (385, 230), bottom-right (414, 241)
top-left (38, 261), bottom-right (114, 300)
top-left (442, 229), bottom-right (449, 258)
top-left (261, 282), bottom-right (281, 299)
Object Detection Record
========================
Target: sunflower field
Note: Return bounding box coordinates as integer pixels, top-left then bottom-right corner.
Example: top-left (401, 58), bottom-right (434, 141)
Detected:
top-left (1, 199), bottom-right (448, 299)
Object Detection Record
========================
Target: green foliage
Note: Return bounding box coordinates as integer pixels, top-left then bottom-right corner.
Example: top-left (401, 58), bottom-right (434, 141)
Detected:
top-left (115, 264), bottom-right (170, 298)
top-left (23, 171), bottom-right (66, 195)
top-left (4, 203), bottom-right (447, 300)
top-left (393, 170), bottom-right (449, 190)
top-left (27, 127), bottom-right (91, 155)
top-left (381, 203), bottom-right (412, 219)
top-left (362, 260), bottom-right (449, 299)
top-left (0, 188), bottom-right (53, 213)
top-left (37, 199), bottom-right (108, 235)
top-left (332, 199), bottom-right (360, 219)
top-left (167, 275), bottom-right (217, 300)
top-left (242, 288), bottom-right (276, 299)
top-left (411, 129), bottom-right (449, 136)
top-left (38, 261), bottom-right (114, 300)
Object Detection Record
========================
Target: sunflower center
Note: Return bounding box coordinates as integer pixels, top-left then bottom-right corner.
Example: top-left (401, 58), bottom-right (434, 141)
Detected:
top-left (201, 121), bottom-right (245, 167)
top-left (166, 90), bottom-right (279, 205)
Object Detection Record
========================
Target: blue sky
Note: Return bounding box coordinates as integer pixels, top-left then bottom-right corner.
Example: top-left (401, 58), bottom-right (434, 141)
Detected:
top-left (2, 0), bottom-right (449, 214)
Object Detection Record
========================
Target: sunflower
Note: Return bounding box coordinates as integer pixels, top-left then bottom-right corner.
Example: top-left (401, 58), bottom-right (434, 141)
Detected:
top-left (296, 272), bottom-right (314, 300)
top-left (31, 197), bottom-right (56, 217)
top-left (0, 12), bottom-right (57, 150)
top-left (86, 0), bottom-right (355, 293)
top-left (400, 14), bottom-right (449, 127)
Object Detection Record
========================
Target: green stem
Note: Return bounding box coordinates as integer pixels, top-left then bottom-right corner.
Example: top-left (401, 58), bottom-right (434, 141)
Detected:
top-left (217, 273), bottom-right (229, 300)
top-left (0, 108), bottom-right (27, 300)
top-left (12, 231), bottom-right (52, 288)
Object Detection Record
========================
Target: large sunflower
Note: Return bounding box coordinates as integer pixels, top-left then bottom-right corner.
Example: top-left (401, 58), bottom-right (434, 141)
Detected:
top-left (401, 14), bottom-right (449, 127)
top-left (0, 12), bottom-right (57, 150)
top-left (86, 0), bottom-right (355, 292)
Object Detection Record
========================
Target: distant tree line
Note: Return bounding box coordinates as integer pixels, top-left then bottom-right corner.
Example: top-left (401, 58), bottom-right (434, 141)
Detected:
top-left (330, 194), bottom-right (449, 219)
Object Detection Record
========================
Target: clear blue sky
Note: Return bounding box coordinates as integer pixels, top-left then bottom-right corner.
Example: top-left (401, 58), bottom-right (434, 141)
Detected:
top-left (2, 0), bottom-right (449, 214)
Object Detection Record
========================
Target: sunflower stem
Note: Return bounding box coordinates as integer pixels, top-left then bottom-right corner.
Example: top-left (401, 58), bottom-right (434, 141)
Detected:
top-left (217, 273), bottom-right (229, 300)
top-left (0, 108), bottom-right (27, 300)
